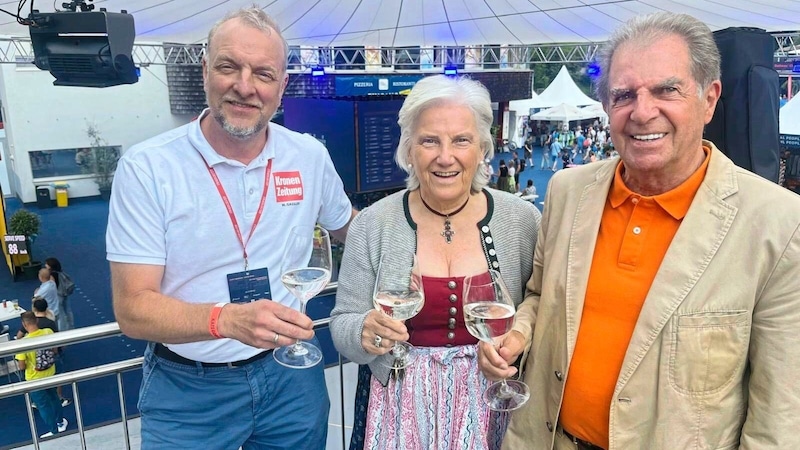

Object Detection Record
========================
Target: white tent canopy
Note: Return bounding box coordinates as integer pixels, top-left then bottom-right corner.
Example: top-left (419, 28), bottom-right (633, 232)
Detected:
top-left (509, 93), bottom-right (541, 116)
top-left (581, 103), bottom-right (609, 125)
top-left (0, 1), bottom-right (797, 46)
top-left (780, 95), bottom-right (800, 136)
top-left (533, 66), bottom-right (600, 109)
top-left (532, 103), bottom-right (597, 123)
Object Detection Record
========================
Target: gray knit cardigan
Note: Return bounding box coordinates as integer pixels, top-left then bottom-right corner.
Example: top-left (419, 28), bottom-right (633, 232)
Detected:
top-left (330, 188), bottom-right (541, 384)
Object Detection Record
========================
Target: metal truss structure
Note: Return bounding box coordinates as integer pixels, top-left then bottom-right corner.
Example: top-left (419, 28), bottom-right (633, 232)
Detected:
top-left (0, 32), bottom-right (796, 71)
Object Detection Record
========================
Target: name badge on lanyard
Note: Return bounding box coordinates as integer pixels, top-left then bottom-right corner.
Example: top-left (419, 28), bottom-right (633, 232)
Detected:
top-left (227, 268), bottom-right (271, 304)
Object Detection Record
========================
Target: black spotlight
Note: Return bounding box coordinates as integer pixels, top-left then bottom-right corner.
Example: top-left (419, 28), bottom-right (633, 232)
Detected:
top-left (28, 7), bottom-right (138, 88)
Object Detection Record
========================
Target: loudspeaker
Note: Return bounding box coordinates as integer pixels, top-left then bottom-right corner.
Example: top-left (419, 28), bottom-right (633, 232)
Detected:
top-left (704, 27), bottom-right (780, 182)
top-left (29, 10), bottom-right (138, 88)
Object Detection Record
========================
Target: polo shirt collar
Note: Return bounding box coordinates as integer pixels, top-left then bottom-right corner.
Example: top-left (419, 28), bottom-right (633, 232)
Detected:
top-left (609, 146), bottom-right (711, 220)
top-left (188, 108), bottom-right (274, 168)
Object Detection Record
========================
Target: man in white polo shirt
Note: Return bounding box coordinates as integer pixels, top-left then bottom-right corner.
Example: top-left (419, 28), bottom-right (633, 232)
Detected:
top-left (106, 7), bottom-right (356, 449)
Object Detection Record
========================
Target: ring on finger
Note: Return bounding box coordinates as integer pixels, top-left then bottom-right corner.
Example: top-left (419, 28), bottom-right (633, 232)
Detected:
top-left (273, 333), bottom-right (281, 344)
top-left (373, 334), bottom-right (383, 348)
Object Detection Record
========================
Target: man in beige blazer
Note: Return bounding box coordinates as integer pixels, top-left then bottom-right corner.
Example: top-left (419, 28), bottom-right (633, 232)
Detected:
top-left (480, 11), bottom-right (800, 450)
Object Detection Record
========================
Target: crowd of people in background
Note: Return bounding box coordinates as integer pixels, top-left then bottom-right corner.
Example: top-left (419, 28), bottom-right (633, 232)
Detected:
top-left (494, 121), bottom-right (619, 194)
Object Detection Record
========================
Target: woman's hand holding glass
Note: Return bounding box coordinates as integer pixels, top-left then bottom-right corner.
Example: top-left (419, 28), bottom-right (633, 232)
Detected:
top-left (360, 309), bottom-right (410, 356)
top-left (371, 254), bottom-right (424, 369)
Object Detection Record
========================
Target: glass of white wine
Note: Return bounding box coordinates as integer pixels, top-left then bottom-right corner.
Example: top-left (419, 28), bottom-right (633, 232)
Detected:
top-left (273, 225), bottom-right (331, 369)
top-left (463, 269), bottom-right (530, 411)
top-left (372, 254), bottom-right (424, 370)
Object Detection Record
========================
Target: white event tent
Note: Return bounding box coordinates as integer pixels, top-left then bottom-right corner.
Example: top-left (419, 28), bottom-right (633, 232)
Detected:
top-left (532, 66), bottom-right (600, 109)
top-left (581, 103), bottom-right (609, 125)
top-left (780, 95), bottom-right (800, 136)
top-left (509, 92), bottom-right (541, 116)
top-left (532, 103), bottom-right (596, 123)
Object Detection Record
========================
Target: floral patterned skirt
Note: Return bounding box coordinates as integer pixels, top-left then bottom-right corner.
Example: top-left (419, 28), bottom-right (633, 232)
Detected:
top-left (363, 345), bottom-right (509, 450)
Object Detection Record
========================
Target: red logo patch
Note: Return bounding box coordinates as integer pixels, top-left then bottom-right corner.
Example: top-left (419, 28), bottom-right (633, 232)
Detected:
top-left (273, 171), bottom-right (304, 202)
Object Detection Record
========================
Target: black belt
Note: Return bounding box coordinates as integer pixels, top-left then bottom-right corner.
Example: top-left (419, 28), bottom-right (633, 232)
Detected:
top-left (154, 343), bottom-right (272, 368)
top-left (559, 425), bottom-right (605, 450)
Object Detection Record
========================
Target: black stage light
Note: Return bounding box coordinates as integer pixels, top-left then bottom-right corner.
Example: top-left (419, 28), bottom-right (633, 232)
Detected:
top-left (28, 8), bottom-right (138, 88)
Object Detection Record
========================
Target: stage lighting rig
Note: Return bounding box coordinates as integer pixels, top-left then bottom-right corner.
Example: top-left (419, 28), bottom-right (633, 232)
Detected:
top-left (27, 0), bottom-right (138, 87)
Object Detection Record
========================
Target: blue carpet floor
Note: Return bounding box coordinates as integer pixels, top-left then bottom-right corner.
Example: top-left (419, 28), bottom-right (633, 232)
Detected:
top-left (0, 196), bottom-right (144, 449)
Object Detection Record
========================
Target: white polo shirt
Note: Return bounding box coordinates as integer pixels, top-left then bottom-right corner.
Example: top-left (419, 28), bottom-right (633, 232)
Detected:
top-left (107, 110), bottom-right (352, 362)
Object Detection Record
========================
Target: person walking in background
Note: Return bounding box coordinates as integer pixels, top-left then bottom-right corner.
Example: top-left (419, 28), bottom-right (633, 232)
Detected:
top-left (15, 312), bottom-right (68, 439)
top-left (106, 6), bottom-right (356, 449)
top-left (331, 75), bottom-right (540, 449)
top-left (540, 132), bottom-right (552, 170)
top-left (33, 268), bottom-right (60, 326)
top-left (45, 258), bottom-right (75, 331)
top-left (480, 11), bottom-right (800, 449)
top-left (15, 299), bottom-right (72, 407)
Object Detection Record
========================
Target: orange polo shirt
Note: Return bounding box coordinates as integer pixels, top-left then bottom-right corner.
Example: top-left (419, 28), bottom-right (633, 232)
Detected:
top-left (559, 148), bottom-right (710, 449)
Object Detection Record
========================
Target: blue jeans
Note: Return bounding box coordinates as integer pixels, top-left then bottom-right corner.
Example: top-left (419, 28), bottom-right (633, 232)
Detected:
top-left (139, 341), bottom-right (329, 450)
top-left (30, 388), bottom-right (63, 435)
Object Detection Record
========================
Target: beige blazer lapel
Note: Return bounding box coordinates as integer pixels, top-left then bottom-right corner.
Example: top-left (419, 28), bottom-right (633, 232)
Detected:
top-left (615, 148), bottom-right (739, 389)
top-left (564, 162), bottom-right (616, 358)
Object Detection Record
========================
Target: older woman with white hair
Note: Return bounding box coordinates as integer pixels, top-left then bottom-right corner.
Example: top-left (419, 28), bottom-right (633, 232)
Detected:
top-left (331, 75), bottom-right (541, 449)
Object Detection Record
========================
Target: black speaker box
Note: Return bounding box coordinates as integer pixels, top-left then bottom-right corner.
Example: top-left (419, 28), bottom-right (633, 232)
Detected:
top-left (705, 27), bottom-right (780, 182)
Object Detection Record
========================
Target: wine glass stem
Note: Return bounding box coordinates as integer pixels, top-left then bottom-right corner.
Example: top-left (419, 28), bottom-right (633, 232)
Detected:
top-left (392, 342), bottom-right (406, 358)
top-left (291, 298), bottom-right (309, 350)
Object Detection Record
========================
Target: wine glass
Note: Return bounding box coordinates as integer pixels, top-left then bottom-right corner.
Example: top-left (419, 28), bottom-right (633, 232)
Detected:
top-left (372, 254), bottom-right (424, 370)
top-left (463, 269), bottom-right (530, 411)
top-left (273, 225), bottom-right (332, 369)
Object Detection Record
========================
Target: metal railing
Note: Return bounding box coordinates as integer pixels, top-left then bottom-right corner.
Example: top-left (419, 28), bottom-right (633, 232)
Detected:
top-left (0, 284), bottom-right (347, 450)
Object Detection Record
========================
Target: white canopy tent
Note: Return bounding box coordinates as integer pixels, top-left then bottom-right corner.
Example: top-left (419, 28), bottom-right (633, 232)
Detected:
top-left (780, 95), bottom-right (800, 136)
top-left (533, 66), bottom-right (600, 109)
top-left (581, 103), bottom-right (609, 126)
top-left (532, 103), bottom-right (597, 123)
top-left (509, 93), bottom-right (541, 116)
top-left (0, 1), bottom-right (796, 46)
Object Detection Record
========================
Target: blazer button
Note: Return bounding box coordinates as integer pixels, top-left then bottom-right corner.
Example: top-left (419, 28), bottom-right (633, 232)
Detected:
top-left (546, 421), bottom-right (553, 432)
top-left (448, 281), bottom-right (457, 290)
top-left (449, 294), bottom-right (458, 303)
top-left (555, 370), bottom-right (563, 381)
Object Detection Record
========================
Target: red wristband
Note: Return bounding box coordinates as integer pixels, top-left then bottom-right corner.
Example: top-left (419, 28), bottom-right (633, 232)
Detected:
top-left (209, 302), bottom-right (227, 339)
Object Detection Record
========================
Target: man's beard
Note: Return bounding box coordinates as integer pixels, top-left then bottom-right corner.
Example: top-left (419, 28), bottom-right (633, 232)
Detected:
top-left (211, 108), bottom-right (269, 140)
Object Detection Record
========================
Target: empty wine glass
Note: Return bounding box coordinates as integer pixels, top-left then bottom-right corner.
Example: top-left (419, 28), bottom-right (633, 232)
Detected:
top-left (463, 269), bottom-right (530, 411)
top-left (273, 225), bottom-right (332, 369)
top-left (372, 254), bottom-right (424, 370)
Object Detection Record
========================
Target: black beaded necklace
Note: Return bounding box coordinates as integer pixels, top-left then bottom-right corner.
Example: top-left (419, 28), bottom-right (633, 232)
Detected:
top-left (419, 194), bottom-right (470, 244)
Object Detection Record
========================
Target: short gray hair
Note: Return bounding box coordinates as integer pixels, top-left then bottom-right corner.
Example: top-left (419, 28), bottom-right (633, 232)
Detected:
top-left (595, 12), bottom-right (720, 105)
top-left (395, 75), bottom-right (494, 193)
top-left (206, 6), bottom-right (289, 73)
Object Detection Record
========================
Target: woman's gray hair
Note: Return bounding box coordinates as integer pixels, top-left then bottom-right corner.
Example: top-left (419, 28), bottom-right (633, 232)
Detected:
top-left (395, 75), bottom-right (495, 193)
top-left (595, 12), bottom-right (721, 105)
top-left (206, 6), bottom-right (289, 73)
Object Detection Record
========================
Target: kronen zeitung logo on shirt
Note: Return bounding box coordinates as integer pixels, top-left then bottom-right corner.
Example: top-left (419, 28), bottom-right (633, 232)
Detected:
top-left (273, 171), bottom-right (304, 202)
